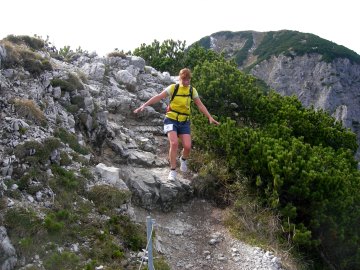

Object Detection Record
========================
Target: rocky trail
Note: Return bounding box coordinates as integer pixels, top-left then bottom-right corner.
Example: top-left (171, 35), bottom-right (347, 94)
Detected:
top-left (119, 130), bottom-right (285, 270)
top-left (130, 176), bottom-right (284, 270)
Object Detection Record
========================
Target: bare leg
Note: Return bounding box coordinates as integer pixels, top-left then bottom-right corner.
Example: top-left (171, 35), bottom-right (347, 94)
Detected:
top-left (179, 134), bottom-right (191, 159)
top-left (167, 131), bottom-right (178, 169)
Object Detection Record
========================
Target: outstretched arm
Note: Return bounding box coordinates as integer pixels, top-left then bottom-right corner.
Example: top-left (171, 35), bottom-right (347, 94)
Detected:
top-left (133, 90), bottom-right (168, 114)
top-left (194, 97), bottom-right (220, 125)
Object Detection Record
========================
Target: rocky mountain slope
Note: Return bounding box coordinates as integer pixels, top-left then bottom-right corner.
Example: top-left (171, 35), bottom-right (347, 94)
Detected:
top-left (0, 37), bottom-right (286, 269)
top-left (197, 30), bottom-right (360, 158)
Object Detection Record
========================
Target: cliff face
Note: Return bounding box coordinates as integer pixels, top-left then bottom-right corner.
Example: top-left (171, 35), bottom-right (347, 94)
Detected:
top-left (202, 30), bottom-right (360, 158)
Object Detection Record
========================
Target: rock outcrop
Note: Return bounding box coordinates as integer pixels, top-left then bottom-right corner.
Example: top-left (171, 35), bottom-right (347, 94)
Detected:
top-left (0, 40), bottom-right (192, 269)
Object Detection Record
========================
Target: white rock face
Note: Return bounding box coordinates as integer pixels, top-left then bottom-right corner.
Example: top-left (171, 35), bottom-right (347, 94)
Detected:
top-left (81, 62), bottom-right (106, 81)
top-left (115, 70), bottom-right (137, 90)
top-left (95, 163), bottom-right (128, 190)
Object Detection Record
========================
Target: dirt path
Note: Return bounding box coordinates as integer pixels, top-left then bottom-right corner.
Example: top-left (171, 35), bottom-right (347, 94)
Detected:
top-left (131, 198), bottom-right (283, 270)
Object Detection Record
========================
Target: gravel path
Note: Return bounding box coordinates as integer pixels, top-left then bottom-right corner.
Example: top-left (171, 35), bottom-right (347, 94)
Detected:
top-left (132, 198), bottom-right (284, 270)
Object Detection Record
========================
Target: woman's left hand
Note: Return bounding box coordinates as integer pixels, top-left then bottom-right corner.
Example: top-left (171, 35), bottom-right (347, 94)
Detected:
top-left (209, 117), bottom-right (220, 125)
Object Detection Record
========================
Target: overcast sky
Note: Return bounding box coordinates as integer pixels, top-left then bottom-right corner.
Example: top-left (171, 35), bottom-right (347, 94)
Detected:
top-left (1, 0), bottom-right (359, 57)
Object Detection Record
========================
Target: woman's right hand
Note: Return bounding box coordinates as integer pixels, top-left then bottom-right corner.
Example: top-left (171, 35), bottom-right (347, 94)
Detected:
top-left (133, 105), bottom-right (145, 114)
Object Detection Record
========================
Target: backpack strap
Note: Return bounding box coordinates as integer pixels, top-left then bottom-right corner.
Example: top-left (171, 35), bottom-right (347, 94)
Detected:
top-left (170, 84), bottom-right (193, 101)
top-left (170, 83), bottom-right (180, 102)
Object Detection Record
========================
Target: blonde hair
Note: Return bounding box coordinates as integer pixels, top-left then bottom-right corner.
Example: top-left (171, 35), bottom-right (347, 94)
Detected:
top-left (179, 68), bottom-right (191, 80)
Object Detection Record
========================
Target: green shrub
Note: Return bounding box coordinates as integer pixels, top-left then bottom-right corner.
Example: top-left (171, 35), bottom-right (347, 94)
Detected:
top-left (44, 251), bottom-right (81, 270)
top-left (133, 39), bottom-right (186, 74)
top-left (71, 153), bottom-right (89, 165)
top-left (60, 151), bottom-right (72, 166)
top-left (4, 207), bottom-right (44, 257)
top-left (44, 213), bottom-right (65, 233)
top-left (190, 151), bottom-right (233, 205)
top-left (87, 185), bottom-right (131, 213)
top-left (64, 104), bottom-right (80, 113)
top-left (14, 138), bottom-right (61, 166)
top-left (54, 127), bottom-right (90, 155)
top-left (22, 53), bottom-right (52, 75)
top-left (19, 126), bottom-right (28, 135)
top-left (253, 91), bottom-right (358, 152)
top-left (71, 95), bottom-right (85, 107)
top-left (191, 58), bottom-right (262, 123)
top-left (57, 45), bottom-right (79, 62)
top-left (80, 166), bottom-right (93, 179)
top-left (107, 215), bottom-right (146, 251)
top-left (0, 179), bottom-right (22, 199)
top-left (50, 164), bottom-right (80, 191)
top-left (43, 137), bottom-right (62, 153)
top-left (87, 234), bottom-right (125, 263)
top-left (51, 78), bottom-right (76, 92)
top-left (14, 140), bottom-right (44, 164)
top-left (183, 43), bottom-right (227, 71)
top-left (50, 72), bottom-right (84, 95)
top-left (15, 168), bottom-right (47, 194)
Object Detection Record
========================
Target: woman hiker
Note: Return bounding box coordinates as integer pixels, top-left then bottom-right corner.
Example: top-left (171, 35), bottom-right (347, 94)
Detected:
top-left (133, 68), bottom-right (219, 180)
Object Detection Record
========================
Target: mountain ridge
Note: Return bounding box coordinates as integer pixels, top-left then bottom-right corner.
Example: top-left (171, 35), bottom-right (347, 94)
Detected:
top-left (194, 30), bottom-right (360, 159)
top-left (196, 30), bottom-right (360, 68)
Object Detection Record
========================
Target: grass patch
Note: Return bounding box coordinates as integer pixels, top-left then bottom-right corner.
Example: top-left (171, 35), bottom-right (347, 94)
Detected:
top-left (54, 127), bottom-right (90, 155)
top-left (107, 50), bottom-right (127, 58)
top-left (50, 164), bottom-right (82, 191)
top-left (4, 207), bottom-right (45, 258)
top-left (14, 137), bottom-right (61, 166)
top-left (43, 251), bottom-right (82, 270)
top-left (153, 257), bottom-right (171, 270)
top-left (12, 98), bottom-right (47, 126)
top-left (0, 38), bottom-right (52, 75)
top-left (60, 151), bottom-right (72, 166)
top-left (190, 150), bottom-right (233, 206)
top-left (5, 34), bottom-right (45, 51)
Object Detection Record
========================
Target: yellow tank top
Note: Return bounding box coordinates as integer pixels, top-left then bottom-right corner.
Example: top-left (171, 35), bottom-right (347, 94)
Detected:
top-left (165, 84), bottom-right (198, 121)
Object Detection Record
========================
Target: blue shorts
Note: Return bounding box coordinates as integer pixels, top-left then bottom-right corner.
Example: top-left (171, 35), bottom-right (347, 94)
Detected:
top-left (163, 117), bottom-right (191, 135)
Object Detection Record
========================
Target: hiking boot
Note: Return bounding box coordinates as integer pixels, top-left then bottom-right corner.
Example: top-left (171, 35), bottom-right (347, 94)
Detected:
top-left (180, 156), bottom-right (188, 172)
top-left (168, 170), bottom-right (177, 181)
